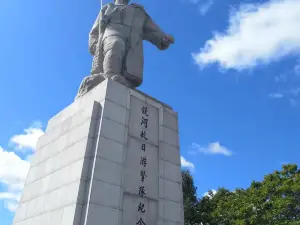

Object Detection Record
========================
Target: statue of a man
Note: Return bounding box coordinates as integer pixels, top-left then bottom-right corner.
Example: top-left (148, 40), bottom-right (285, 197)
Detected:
top-left (76, 0), bottom-right (174, 98)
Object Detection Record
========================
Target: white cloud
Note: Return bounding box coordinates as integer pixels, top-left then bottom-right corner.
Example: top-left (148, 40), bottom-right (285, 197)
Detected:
top-left (181, 156), bottom-right (195, 171)
top-left (269, 85), bottom-right (300, 105)
top-left (0, 146), bottom-right (30, 212)
top-left (289, 87), bottom-right (300, 95)
top-left (6, 202), bottom-right (19, 212)
top-left (0, 122), bottom-right (43, 212)
top-left (186, 0), bottom-right (213, 15)
top-left (10, 122), bottom-right (44, 152)
top-left (193, 0), bottom-right (300, 70)
top-left (0, 147), bottom-right (30, 188)
top-left (190, 142), bottom-right (233, 156)
top-left (269, 93), bottom-right (284, 99)
top-left (199, 0), bottom-right (213, 16)
top-left (275, 59), bottom-right (300, 83)
top-left (269, 90), bottom-right (300, 106)
top-left (270, 59), bottom-right (300, 106)
top-left (0, 192), bottom-right (20, 200)
top-left (0, 192), bottom-right (20, 212)
top-left (203, 189), bottom-right (217, 198)
top-left (294, 59), bottom-right (300, 75)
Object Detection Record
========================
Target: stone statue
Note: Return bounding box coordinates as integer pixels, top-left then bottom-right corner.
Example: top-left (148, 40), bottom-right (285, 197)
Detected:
top-left (76, 0), bottom-right (174, 98)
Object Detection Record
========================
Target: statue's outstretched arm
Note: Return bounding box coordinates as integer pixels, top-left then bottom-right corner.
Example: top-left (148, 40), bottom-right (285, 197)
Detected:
top-left (143, 13), bottom-right (174, 50)
top-left (143, 15), bottom-right (167, 50)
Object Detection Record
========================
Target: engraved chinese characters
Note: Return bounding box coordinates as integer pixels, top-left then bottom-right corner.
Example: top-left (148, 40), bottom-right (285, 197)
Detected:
top-left (123, 96), bottom-right (159, 225)
top-left (137, 105), bottom-right (149, 225)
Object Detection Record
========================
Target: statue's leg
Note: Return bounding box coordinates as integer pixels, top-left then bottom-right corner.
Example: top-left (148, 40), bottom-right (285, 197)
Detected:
top-left (103, 36), bottom-right (125, 76)
top-left (102, 36), bottom-right (135, 88)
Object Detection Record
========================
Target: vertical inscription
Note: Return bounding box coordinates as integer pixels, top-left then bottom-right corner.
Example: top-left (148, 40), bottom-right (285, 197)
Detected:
top-left (136, 105), bottom-right (150, 225)
top-left (124, 96), bottom-right (159, 225)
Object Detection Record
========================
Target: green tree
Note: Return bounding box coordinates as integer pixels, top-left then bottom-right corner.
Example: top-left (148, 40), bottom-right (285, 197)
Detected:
top-left (182, 170), bottom-right (199, 225)
top-left (197, 164), bottom-right (300, 225)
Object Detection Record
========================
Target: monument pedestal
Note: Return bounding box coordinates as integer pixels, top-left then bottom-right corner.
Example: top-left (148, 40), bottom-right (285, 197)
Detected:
top-left (13, 79), bottom-right (184, 225)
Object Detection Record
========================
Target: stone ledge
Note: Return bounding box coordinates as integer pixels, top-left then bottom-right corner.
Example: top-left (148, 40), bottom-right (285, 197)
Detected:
top-left (133, 88), bottom-right (173, 110)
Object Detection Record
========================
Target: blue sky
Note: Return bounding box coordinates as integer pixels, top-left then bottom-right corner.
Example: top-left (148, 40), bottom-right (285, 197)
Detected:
top-left (1, 0), bottom-right (300, 224)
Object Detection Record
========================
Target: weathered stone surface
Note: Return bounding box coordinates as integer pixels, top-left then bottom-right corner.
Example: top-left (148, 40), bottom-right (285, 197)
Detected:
top-left (14, 79), bottom-right (183, 225)
top-left (76, 0), bottom-right (175, 98)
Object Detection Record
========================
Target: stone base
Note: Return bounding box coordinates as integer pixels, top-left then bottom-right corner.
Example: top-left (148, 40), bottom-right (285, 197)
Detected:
top-left (13, 79), bottom-right (184, 225)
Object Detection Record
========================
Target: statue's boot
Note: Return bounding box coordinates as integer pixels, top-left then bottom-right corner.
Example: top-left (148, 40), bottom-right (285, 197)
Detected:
top-left (75, 73), bottom-right (105, 100)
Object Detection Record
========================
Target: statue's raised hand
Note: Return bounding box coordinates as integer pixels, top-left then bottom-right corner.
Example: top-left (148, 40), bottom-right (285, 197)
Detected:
top-left (161, 35), bottom-right (174, 50)
top-left (163, 35), bottom-right (175, 45)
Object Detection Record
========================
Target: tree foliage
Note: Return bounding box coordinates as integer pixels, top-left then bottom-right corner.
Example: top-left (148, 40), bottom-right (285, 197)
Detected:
top-left (182, 164), bottom-right (300, 225)
top-left (182, 170), bottom-right (198, 225)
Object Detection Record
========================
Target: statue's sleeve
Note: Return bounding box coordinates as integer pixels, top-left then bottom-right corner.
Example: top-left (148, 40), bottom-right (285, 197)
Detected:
top-left (143, 14), bottom-right (167, 50)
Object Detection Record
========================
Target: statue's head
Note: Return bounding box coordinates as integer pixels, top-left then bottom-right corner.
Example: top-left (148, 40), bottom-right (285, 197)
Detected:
top-left (114, 0), bottom-right (131, 4)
